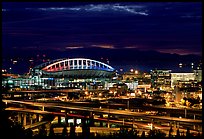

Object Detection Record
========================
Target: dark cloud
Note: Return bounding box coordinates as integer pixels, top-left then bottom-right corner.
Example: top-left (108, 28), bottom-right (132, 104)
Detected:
top-left (2, 2), bottom-right (202, 73)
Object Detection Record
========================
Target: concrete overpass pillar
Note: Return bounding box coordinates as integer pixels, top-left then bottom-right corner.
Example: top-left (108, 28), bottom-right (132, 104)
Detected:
top-left (65, 112), bottom-right (68, 126)
top-left (174, 121), bottom-right (176, 129)
top-left (11, 93), bottom-right (14, 98)
top-left (23, 113), bottom-right (27, 126)
top-left (18, 113), bottom-right (22, 124)
top-left (37, 114), bottom-right (40, 122)
top-left (58, 115), bottom-right (61, 125)
top-left (33, 114), bottom-right (37, 122)
top-left (36, 114), bottom-right (39, 122)
top-left (30, 93), bottom-right (33, 99)
top-left (82, 118), bottom-right (90, 138)
top-left (73, 117), bottom-right (77, 126)
top-left (39, 115), bottom-right (42, 121)
top-left (30, 114), bottom-right (33, 125)
top-left (89, 112), bottom-right (94, 127)
top-left (108, 115), bottom-right (110, 128)
top-left (132, 117), bottom-right (135, 128)
top-left (177, 122), bottom-right (179, 128)
top-left (122, 118), bottom-right (125, 126)
top-left (36, 114), bottom-right (41, 122)
top-left (42, 106), bottom-right (44, 111)
top-left (197, 125), bottom-right (202, 132)
top-left (169, 121), bottom-right (172, 127)
top-left (100, 114), bottom-right (103, 127)
top-left (66, 93), bottom-right (69, 100)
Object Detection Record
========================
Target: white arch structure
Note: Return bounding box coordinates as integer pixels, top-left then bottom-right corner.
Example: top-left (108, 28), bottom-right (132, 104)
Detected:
top-left (39, 58), bottom-right (114, 72)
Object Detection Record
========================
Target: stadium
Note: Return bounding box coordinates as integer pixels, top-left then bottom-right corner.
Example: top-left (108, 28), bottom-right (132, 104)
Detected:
top-left (2, 58), bottom-right (138, 90)
top-left (31, 58), bottom-right (116, 78)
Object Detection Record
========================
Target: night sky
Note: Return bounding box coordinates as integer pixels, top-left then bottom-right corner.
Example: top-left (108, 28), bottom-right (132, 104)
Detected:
top-left (2, 2), bottom-right (202, 74)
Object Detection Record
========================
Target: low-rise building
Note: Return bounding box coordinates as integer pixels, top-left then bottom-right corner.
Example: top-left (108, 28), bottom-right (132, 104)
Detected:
top-left (171, 72), bottom-right (195, 88)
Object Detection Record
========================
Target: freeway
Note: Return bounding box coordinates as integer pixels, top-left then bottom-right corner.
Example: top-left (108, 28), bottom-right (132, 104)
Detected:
top-left (6, 107), bottom-right (84, 118)
top-left (8, 89), bottom-right (82, 93)
top-left (4, 97), bottom-right (202, 117)
top-left (94, 117), bottom-right (201, 134)
top-left (6, 107), bottom-right (201, 133)
top-left (4, 100), bottom-right (202, 124)
top-left (24, 121), bottom-right (49, 130)
top-left (141, 105), bottom-right (202, 115)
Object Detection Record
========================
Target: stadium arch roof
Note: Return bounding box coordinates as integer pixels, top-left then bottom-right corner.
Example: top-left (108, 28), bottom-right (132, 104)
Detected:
top-left (31, 58), bottom-right (115, 78)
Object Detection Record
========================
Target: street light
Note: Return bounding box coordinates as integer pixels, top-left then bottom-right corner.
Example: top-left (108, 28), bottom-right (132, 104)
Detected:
top-left (127, 99), bottom-right (129, 109)
top-left (185, 108), bottom-right (187, 118)
top-left (108, 105), bottom-right (110, 128)
top-left (9, 67), bottom-right (12, 74)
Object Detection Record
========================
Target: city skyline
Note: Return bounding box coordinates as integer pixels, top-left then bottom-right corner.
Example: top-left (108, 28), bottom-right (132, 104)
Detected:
top-left (2, 2), bottom-right (202, 74)
top-left (1, 2), bottom-right (203, 137)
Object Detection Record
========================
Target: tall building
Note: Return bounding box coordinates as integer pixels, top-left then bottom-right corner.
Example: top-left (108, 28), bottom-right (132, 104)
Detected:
top-left (150, 70), bottom-right (171, 90)
top-left (193, 69), bottom-right (202, 82)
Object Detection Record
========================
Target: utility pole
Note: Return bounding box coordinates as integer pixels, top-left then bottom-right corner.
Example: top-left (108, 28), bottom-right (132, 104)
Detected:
top-left (127, 99), bottom-right (129, 109)
top-left (108, 106), bottom-right (110, 128)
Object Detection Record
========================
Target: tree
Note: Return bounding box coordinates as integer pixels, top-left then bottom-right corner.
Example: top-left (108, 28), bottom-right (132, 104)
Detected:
top-left (0, 94), bottom-right (26, 139)
top-left (197, 132), bottom-right (201, 138)
top-left (82, 119), bottom-right (90, 139)
top-left (70, 123), bottom-right (76, 138)
top-left (148, 129), bottom-right (156, 137)
top-left (49, 126), bottom-right (55, 137)
top-left (155, 129), bottom-right (164, 137)
top-left (176, 128), bottom-right (180, 138)
top-left (62, 126), bottom-right (68, 137)
top-left (186, 128), bottom-right (191, 138)
top-left (12, 123), bottom-right (25, 138)
top-left (141, 131), bottom-right (146, 138)
top-left (38, 124), bottom-right (47, 137)
top-left (25, 128), bottom-right (33, 138)
top-left (197, 96), bottom-right (200, 102)
top-left (133, 129), bottom-right (139, 137)
top-left (169, 126), bottom-right (173, 137)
